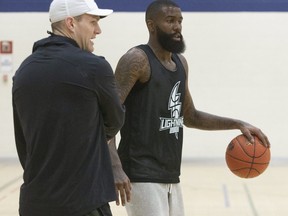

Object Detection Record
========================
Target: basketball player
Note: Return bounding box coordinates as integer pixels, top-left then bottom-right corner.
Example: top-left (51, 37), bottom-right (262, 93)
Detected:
top-left (109, 0), bottom-right (270, 215)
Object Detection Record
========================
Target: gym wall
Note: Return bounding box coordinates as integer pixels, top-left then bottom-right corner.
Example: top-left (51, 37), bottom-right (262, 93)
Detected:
top-left (0, 1), bottom-right (287, 162)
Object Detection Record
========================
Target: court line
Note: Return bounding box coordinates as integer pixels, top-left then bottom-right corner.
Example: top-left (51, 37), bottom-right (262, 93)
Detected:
top-left (222, 184), bottom-right (230, 208)
top-left (243, 183), bottom-right (259, 216)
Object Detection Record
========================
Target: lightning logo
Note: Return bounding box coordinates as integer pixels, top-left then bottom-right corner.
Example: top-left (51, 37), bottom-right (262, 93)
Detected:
top-left (159, 81), bottom-right (183, 139)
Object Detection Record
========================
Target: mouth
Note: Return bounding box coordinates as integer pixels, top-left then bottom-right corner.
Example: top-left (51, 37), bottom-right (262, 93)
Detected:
top-left (172, 33), bottom-right (182, 41)
top-left (90, 37), bottom-right (96, 44)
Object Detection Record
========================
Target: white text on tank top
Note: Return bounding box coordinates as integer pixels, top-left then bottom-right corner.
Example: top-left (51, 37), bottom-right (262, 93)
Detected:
top-left (159, 81), bottom-right (184, 139)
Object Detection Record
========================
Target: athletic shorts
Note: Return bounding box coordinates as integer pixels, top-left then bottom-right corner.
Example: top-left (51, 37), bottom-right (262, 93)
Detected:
top-left (125, 183), bottom-right (185, 216)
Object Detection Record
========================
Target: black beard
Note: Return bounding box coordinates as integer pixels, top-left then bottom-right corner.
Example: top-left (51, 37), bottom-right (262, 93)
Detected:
top-left (156, 26), bottom-right (186, 54)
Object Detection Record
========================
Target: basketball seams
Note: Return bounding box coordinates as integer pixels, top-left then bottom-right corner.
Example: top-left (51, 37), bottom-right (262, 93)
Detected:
top-left (235, 136), bottom-right (254, 158)
top-left (226, 154), bottom-right (251, 164)
top-left (227, 153), bottom-right (269, 168)
top-left (225, 134), bottom-right (270, 178)
top-left (253, 149), bottom-right (268, 158)
top-left (235, 135), bottom-right (269, 159)
top-left (226, 154), bottom-right (269, 165)
top-left (232, 167), bottom-right (261, 175)
top-left (246, 140), bottom-right (256, 177)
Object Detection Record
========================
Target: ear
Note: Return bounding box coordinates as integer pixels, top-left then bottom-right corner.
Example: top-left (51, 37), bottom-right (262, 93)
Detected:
top-left (146, 20), bottom-right (155, 33)
top-left (65, 17), bottom-right (75, 32)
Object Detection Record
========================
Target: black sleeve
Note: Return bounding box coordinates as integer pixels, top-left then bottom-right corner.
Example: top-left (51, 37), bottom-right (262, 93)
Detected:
top-left (12, 100), bottom-right (27, 169)
top-left (95, 60), bottom-right (125, 140)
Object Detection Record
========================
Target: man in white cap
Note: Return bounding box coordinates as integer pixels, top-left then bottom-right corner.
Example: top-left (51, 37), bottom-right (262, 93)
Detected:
top-left (12, 0), bottom-right (127, 215)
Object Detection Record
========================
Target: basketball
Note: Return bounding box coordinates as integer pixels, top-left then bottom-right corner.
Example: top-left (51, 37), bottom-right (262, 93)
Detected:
top-left (225, 134), bottom-right (270, 178)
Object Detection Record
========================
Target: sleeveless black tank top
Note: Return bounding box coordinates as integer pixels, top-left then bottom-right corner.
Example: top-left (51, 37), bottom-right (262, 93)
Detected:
top-left (118, 44), bottom-right (186, 183)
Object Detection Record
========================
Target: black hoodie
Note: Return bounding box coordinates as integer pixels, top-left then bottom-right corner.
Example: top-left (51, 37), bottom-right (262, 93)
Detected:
top-left (12, 34), bottom-right (125, 216)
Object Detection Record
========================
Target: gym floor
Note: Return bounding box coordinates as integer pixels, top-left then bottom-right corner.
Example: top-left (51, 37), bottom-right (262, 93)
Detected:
top-left (1, 158), bottom-right (287, 216)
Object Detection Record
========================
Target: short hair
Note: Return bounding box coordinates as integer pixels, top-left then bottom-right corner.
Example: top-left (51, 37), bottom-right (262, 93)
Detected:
top-left (51, 14), bottom-right (83, 32)
top-left (145, 0), bottom-right (180, 21)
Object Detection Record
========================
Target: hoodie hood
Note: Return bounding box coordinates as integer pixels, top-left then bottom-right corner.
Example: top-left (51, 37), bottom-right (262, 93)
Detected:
top-left (32, 32), bottom-right (79, 53)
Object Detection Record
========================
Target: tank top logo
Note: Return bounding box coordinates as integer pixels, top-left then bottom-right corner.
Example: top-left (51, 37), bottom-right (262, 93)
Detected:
top-left (159, 81), bottom-right (184, 139)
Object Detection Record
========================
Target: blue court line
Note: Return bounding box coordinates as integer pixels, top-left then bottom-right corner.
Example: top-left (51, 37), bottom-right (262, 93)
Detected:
top-left (243, 183), bottom-right (259, 216)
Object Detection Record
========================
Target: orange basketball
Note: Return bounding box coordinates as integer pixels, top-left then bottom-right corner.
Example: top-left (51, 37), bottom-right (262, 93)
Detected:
top-left (225, 134), bottom-right (270, 178)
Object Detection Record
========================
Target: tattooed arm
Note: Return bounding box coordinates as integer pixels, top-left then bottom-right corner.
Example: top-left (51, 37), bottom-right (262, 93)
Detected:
top-left (108, 48), bottom-right (150, 206)
top-left (115, 47), bottom-right (151, 102)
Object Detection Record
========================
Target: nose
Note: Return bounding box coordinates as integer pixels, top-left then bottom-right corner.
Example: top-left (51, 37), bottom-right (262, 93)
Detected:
top-left (95, 24), bottom-right (102, 35)
top-left (174, 22), bottom-right (181, 32)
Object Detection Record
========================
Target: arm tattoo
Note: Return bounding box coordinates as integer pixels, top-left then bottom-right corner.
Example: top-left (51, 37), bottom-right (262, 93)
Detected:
top-left (115, 48), bottom-right (150, 103)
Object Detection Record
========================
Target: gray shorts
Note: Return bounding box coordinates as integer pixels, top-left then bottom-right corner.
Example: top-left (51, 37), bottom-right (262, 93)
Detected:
top-left (125, 183), bottom-right (185, 216)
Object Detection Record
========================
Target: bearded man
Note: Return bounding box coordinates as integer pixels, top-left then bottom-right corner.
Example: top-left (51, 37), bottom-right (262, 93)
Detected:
top-left (108, 1), bottom-right (270, 215)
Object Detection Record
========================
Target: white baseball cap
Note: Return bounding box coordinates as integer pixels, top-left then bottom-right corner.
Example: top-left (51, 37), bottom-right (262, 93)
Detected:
top-left (49, 0), bottom-right (113, 23)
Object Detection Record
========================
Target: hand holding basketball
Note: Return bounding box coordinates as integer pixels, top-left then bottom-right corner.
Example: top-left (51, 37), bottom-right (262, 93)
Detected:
top-left (225, 134), bottom-right (271, 178)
